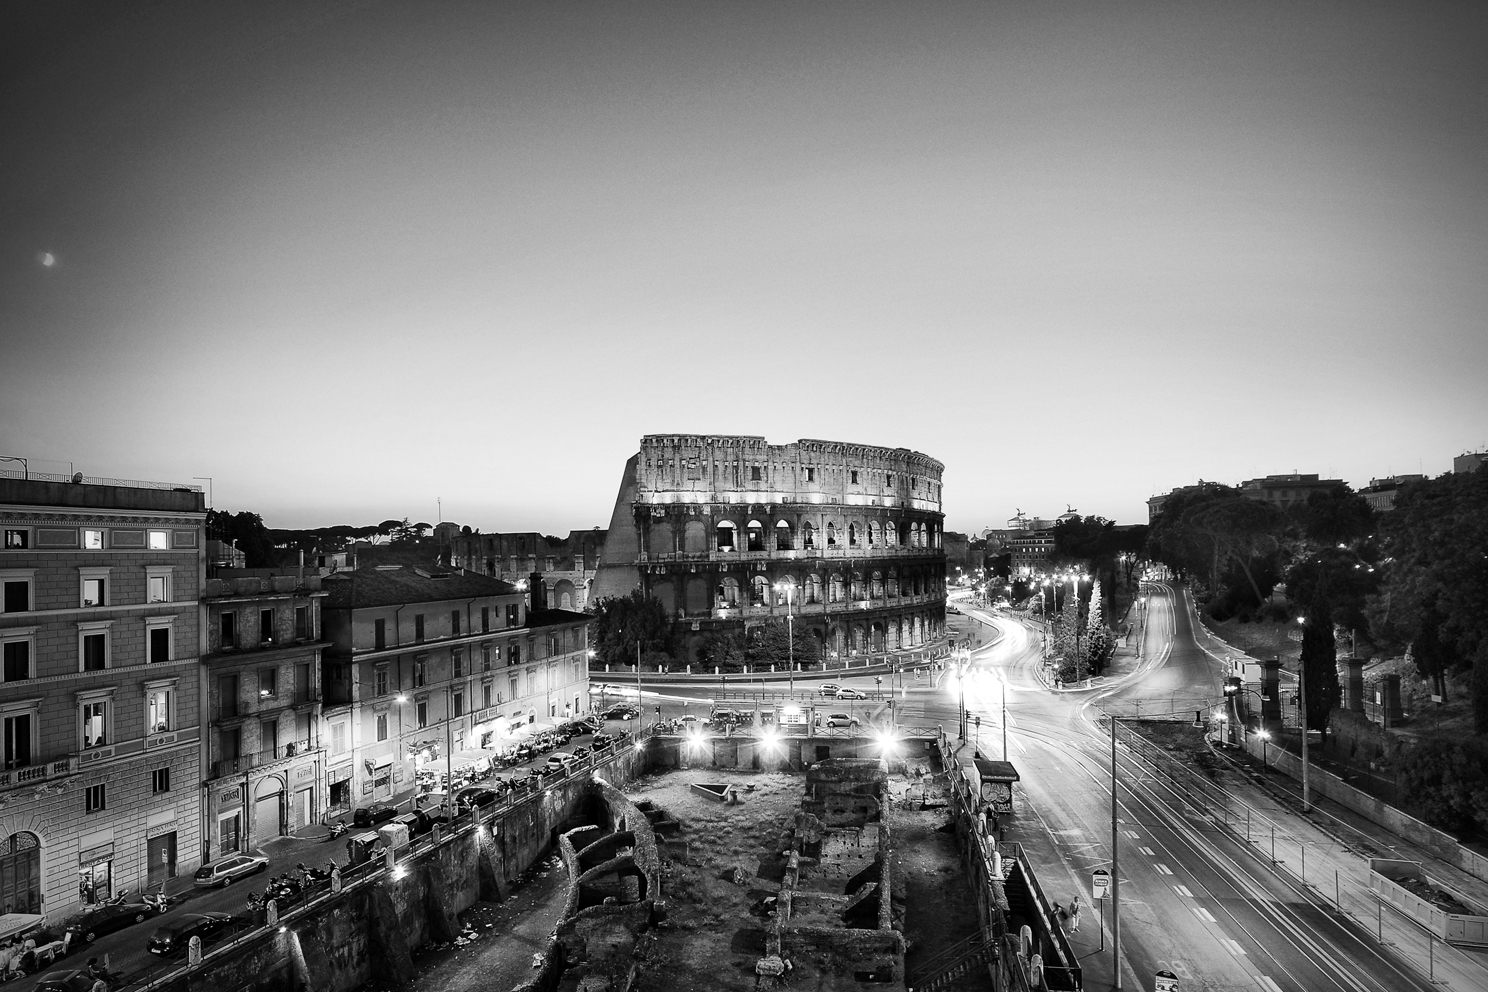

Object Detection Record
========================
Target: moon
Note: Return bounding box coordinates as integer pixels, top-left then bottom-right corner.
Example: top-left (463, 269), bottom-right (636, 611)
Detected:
top-left (40, 252), bottom-right (55, 267)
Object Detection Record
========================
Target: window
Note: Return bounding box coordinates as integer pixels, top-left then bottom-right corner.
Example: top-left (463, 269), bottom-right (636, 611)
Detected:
top-left (453, 651), bottom-right (465, 678)
top-left (146, 683), bottom-right (174, 733)
top-left (482, 682), bottom-right (493, 709)
top-left (451, 610), bottom-right (461, 635)
top-left (374, 667), bottom-right (389, 696)
top-left (751, 466), bottom-right (761, 481)
top-left (481, 643), bottom-right (492, 672)
top-left (220, 612), bottom-right (237, 649)
top-left (887, 473), bottom-right (894, 486)
top-left (259, 609), bottom-right (274, 644)
top-left (259, 719), bottom-right (277, 753)
top-left (851, 470), bottom-right (859, 484)
top-left (147, 622), bottom-right (171, 663)
top-left (374, 618), bottom-right (386, 651)
top-left (481, 607), bottom-right (489, 632)
top-left (413, 660), bottom-right (427, 687)
top-left (83, 529), bottom-right (103, 550)
top-left (453, 690), bottom-right (465, 718)
top-left (294, 606), bottom-right (309, 640)
top-left (331, 722), bottom-right (348, 755)
top-left (79, 567), bottom-right (110, 607)
top-left (1, 631), bottom-right (32, 683)
top-left (81, 700), bottom-right (108, 748)
top-left (807, 467), bottom-right (816, 483)
top-left (85, 784), bottom-right (106, 813)
top-left (152, 768), bottom-right (171, 794)
top-left (147, 573), bottom-right (170, 603)
top-left (506, 604), bottom-right (519, 626)
top-left (148, 530), bottom-right (169, 550)
top-left (508, 676), bottom-right (518, 700)
top-left (259, 668), bottom-right (277, 698)
top-left (80, 627), bottom-right (109, 671)
top-left (414, 614), bottom-right (425, 643)
top-left (526, 669), bottom-right (537, 695)
top-left (1, 575), bottom-right (30, 614)
top-left (375, 713), bottom-right (388, 741)
top-left (218, 674), bottom-right (240, 718)
top-left (3, 709), bottom-right (35, 769)
top-left (507, 643), bottom-right (521, 665)
top-left (2, 529), bottom-right (28, 550)
top-left (415, 700), bottom-right (428, 729)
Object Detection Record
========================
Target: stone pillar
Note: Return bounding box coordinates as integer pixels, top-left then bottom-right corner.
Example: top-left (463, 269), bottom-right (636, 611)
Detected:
top-left (1382, 674), bottom-right (1405, 726)
top-left (1260, 658), bottom-right (1282, 727)
top-left (1346, 658), bottom-right (1365, 713)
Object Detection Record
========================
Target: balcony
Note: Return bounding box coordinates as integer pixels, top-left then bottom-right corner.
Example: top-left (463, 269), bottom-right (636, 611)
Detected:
top-left (211, 739), bottom-right (319, 779)
top-left (0, 757), bottom-right (79, 792)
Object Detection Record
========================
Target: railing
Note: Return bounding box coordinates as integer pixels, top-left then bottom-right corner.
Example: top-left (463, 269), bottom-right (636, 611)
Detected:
top-left (0, 468), bottom-right (202, 491)
top-left (211, 741), bottom-right (319, 778)
top-left (0, 757), bottom-right (77, 791)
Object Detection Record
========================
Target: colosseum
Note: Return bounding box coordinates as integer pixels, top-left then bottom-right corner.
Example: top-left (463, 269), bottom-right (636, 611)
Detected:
top-left (589, 434), bottom-right (947, 664)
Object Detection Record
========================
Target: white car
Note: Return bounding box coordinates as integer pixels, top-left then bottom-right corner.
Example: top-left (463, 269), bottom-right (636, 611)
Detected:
top-left (824, 713), bottom-right (859, 729)
top-left (835, 688), bottom-right (867, 700)
top-left (193, 853), bottom-right (269, 887)
top-left (545, 751), bottom-right (579, 771)
top-left (817, 683), bottom-right (842, 697)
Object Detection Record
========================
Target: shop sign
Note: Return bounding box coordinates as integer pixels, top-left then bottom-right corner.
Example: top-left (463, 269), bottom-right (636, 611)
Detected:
top-left (78, 844), bottom-right (114, 868)
top-left (218, 789), bottom-right (242, 809)
top-left (328, 764), bottom-right (353, 784)
top-left (293, 765), bottom-right (316, 782)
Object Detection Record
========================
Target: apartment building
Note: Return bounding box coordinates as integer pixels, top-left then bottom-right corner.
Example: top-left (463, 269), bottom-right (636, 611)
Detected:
top-left (0, 473), bottom-right (205, 915)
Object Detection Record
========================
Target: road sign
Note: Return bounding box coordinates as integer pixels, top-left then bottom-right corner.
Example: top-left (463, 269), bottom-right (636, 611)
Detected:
top-left (1154, 970), bottom-right (1179, 992)
top-left (1091, 868), bottom-right (1110, 900)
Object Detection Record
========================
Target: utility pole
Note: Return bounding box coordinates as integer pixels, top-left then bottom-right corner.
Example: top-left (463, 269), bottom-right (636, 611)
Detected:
top-left (1111, 714), bottom-right (1122, 990)
top-left (1298, 616), bottom-right (1310, 812)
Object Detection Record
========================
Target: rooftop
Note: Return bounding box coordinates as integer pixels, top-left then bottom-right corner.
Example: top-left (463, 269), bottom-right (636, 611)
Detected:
top-left (0, 472), bottom-right (204, 514)
top-left (322, 565), bottom-right (521, 609)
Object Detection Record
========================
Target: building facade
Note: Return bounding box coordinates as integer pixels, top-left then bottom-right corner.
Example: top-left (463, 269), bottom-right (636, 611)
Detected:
top-left (0, 474), bottom-right (206, 916)
top-left (448, 529), bottom-right (607, 611)
top-left (200, 571), bottom-right (327, 860)
top-left (590, 435), bottom-right (948, 662)
top-left (319, 567), bottom-right (590, 812)
top-left (1238, 473), bottom-right (1344, 512)
top-left (1358, 475), bottom-right (1425, 513)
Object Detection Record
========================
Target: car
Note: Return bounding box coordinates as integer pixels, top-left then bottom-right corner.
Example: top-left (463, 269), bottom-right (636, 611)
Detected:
top-left (678, 714), bottom-right (699, 725)
top-left (193, 853), bottom-right (270, 888)
top-left (64, 902), bottom-right (155, 942)
top-left (818, 683), bottom-right (842, 697)
top-left (824, 713), bottom-right (859, 729)
top-left (602, 705), bottom-right (638, 720)
top-left (352, 803), bottom-right (399, 827)
top-left (34, 969), bottom-right (96, 992)
top-left (545, 751), bottom-right (579, 771)
top-left (591, 734), bottom-right (616, 750)
top-left (571, 745), bottom-right (590, 759)
top-left (147, 912), bottom-right (235, 958)
top-left (454, 787), bottom-right (500, 809)
top-left (835, 687), bottom-right (868, 700)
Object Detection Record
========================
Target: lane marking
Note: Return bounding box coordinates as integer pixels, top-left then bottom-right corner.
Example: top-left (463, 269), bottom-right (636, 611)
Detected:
top-left (1173, 884), bottom-right (1193, 897)
top-left (1139, 846), bottom-right (1155, 856)
top-left (1124, 830), bottom-right (1141, 839)
top-left (1192, 907), bottom-right (1216, 922)
top-left (1221, 937), bottom-right (1245, 956)
top-left (1257, 977), bottom-right (1282, 992)
top-left (1154, 863), bottom-right (1174, 875)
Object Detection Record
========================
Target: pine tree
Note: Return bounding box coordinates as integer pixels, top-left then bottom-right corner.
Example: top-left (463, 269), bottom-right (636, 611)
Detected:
top-left (1064, 588), bottom-right (1085, 680)
top-left (1300, 581), bottom-right (1341, 736)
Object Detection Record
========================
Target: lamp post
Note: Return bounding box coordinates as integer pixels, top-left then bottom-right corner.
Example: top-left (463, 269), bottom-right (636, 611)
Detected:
top-left (1256, 729), bottom-right (1271, 773)
top-left (774, 580), bottom-right (796, 696)
top-left (1297, 614), bottom-right (1310, 812)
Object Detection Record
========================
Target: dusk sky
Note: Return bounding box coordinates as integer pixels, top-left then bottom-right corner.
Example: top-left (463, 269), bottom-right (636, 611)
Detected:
top-left (4, 1), bottom-right (1486, 537)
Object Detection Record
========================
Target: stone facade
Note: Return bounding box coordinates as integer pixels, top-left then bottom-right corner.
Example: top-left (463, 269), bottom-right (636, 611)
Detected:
top-left (0, 475), bottom-right (206, 916)
top-left (201, 570), bottom-right (328, 860)
top-left (319, 567), bottom-right (591, 811)
top-left (447, 529), bottom-right (606, 611)
top-left (591, 435), bottom-right (948, 663)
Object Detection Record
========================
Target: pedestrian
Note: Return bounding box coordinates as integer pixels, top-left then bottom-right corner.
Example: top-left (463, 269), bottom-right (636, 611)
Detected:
top-left (1067, 893), bottom-right (1081, 933)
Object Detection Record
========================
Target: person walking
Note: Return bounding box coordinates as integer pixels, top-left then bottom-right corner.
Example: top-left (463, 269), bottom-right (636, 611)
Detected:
top-left (1067, 893), bottom-right (1082, 934)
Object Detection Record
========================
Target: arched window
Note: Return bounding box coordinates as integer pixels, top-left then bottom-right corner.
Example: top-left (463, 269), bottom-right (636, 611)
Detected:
top-left (751, 575), bottom-right (770, 606)
top-left (848, 523), bottom-right (859, 548)
top-left (887, 570), bottom-right (899, 598)
top-left (886, 521), bottom-right (898, 546)
top-left (850, 571), bottom-right (865, 600)
top-left (867, 521), bottom-right (880, 547)
top-left (0, 832), bottom-right (41, 915)
top-left (871, 570), bottom-right (884, 599)
top-left (805, 573), bottom-right (823, 604)
top-left (775, 520), bottom-right (794, 551)
top-left (826, 522), bottom-right (838, 548)
top-left (716, 521), bottom-right (737, 552)
top-left (746, 521), bottom-right (765, 552)
top-left (801, 521), bottom-right (816, 550)
top-left (718, 577), bottom-right (740, 607)
top-left (828, 573), bottom-right (844, 603)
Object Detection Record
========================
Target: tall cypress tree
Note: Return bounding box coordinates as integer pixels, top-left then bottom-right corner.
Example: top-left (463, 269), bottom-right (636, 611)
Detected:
top-left (1300, 581), bottom-right (1341, 736)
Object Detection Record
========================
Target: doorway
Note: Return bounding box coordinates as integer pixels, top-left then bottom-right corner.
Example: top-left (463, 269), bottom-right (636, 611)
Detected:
top-left (146, 832), bottom-right (177, 890)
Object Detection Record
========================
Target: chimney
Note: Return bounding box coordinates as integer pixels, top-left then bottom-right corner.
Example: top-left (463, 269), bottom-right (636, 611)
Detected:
top-left (529, 572), bottom-right (547, 613)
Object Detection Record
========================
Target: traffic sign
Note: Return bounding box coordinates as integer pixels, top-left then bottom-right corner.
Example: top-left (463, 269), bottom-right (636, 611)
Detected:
top-left (1154, 970), bottom-right (1179, 992)
top-left (1091, 868), bottom-right (1110, 900)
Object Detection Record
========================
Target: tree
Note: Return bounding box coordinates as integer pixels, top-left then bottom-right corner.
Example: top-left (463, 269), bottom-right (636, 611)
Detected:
top-left (744, 619), bottom-right (821, 666)
top-left (1299, 582), bottom-right (1340, 737)
top-left (207, 509), bottom-right (275, 567)
top-left (1295, 484), bottom-right (1375, 547)
top-left (1398, 735), bottom-right (1488, 834)
top-left (1185, 496), bottom-right (1286, 609)
top-left (1412, 600), bottom-right (1453, 702)
top-left (1085, 579), bottom-right (1108, 674)
top-left (588, 591), bottom-right (675, 665)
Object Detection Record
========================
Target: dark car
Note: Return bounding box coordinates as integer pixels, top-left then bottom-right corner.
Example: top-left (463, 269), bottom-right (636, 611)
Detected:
top-left (591, 734), bottom-right (616, 751)
top-left (602, 705), bottom-right (638, 720)
top-left (352, 803), bottom-right (398, 827)
top-left (34, 970), bottom-right (96, 992)
top-left (147, 912), bottom-right (235, 958)
top-left (454, 787), bottom-right (499, 809)
top-left (65, 902), bottom-right (154, 942)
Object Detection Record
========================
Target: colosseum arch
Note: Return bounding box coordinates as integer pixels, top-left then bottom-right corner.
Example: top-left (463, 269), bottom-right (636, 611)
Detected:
top-left (800, 520), bottom-right (816, 550)
top-left (871, 621), bottom-right (886, 652)
top-left (887, 569), bottom-right (899, 598)
top-left (898, 520), bottom-right (911, 546)
top-left (746, 520), bottom-right (766, 552)
top-left (850, 571), bottom-right (865, 600)
top-left (553, 579), bottom-right (577, 610)
top-left (685, 577), bottom-right (711, 615)
top-left (750, 575), bottom-right (770, 606)
top-left (828, 573), bottom-right (844, 603)
top-left (775, 520), bottom-right (794, 551)
top-left (867, 521), bottom-right (880, 547)
top-left (871, 570), bottom-right (884, 598)
top-left (684, 519), bottom-right (707, 554)
top-left (652, 580), bottom-right (677, 615)
top-left (805, 573), bottom-right (823, 604)
top-left (717, 577), bottom-right (740, 607)
top-left (847, 522), bottom-right (860, 548)
top-left (716, 521), bottom-right (737, 551)
top-left (825, 521), bottom-right (838, 548)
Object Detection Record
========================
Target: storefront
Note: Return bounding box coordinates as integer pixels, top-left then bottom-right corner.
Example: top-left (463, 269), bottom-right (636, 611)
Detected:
top-left (366, 754), bottom-right (393, 800)
top-left (215, 784), bottom-right (244, 856)
top-left (327, 763), bottom-right (353, 813)
top-left (146, 832), bottom-right (177, 891)
top-left (77, 840), bottom-right (114, 906)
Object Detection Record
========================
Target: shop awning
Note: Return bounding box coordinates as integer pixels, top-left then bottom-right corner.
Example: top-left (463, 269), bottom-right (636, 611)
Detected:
top-left (0, 914), bottom-right (44, 943)
top-left (450, 750), bottom-right (492, 773)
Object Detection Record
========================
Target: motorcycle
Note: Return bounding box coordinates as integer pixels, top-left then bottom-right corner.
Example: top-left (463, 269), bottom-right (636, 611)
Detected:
top-left (142, 890), bottom-right (174, 913)
top-left (102, 888), bottom-right (130, 906)
top-left (326, 819), bottom-right (348, 840)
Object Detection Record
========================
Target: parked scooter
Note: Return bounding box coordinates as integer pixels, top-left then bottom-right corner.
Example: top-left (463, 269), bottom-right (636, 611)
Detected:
top-left (326, 819), bottom-right (348, 841)
top-left (102, 888), bottom-right (130, 906)
top-left (142, 889), bottom-right (174, 913)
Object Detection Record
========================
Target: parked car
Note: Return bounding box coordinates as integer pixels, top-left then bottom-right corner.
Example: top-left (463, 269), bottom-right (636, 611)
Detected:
top-left (34, 970), bottom-right (95, 992)
top-left (824, 713), bottom-right (859, 729)
top-left (454, 787), bottom-right (500, 809)
top-left (193, 853), bottom-right (270, 888)
top-left (678, 714), bottom-right (699, 726)
top-left (602, 705), bottom-right (639, 720)
top-left (352, 803), bottom-right (399, 827)
top-left (571, 745), bottom-right (590, 759)
top-left (835, 688), bottom-right (867, 700)
top-left (591, 734), bottom-right (616, 751)
top-left (65, 902), bottom-right (154, 942)
top-left (818, 683), bottom-right (842, 697)
top-left (147, 912), bottom-right (235, 958)
top-left (545, 751), bottom-right (579, 772)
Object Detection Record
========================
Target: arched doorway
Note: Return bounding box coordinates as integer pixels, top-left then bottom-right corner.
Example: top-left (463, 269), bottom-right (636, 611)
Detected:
top-left (254, 776), bottom-right (285, 842)
top-left (0, 831), bottom-right (40, 914)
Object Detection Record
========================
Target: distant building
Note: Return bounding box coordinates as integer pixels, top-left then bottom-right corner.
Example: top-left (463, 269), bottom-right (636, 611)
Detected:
top-left (448, 529), bottom-right (606, 611)
top-left (1009, 531), bottom-right (1055, 577)
top-left (0, 472), bottom-right (206, 916)
top-left (200, 568), bottom-right (328, 859)
top-left (1238, 473), bottom-right (1344, 512)
top-left (320, 566), bottom-right (590, 809)
top-left (1358, 475), bottom-right (1425, 513)
top-left (1454, 451), bottom-right (1486, 474)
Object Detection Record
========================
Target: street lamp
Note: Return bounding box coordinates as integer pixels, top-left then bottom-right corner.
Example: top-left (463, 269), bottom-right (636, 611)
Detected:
top-left (774, 580), bottom-right (796, 695)
top-left (1256, 729), bottom-right (1271, 773)
top-left (1296, 614), bottom-right (1310, 812)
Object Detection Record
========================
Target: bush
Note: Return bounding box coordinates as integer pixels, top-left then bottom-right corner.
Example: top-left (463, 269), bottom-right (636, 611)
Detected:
top-left (1397, 735), bottom-right (1488, 835)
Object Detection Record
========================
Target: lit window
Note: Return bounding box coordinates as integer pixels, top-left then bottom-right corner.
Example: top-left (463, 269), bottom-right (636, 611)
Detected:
top-left (2, 529), bottom-right (29, 550)
top-left (83, 530), bottom-right (104, 550)
top-left (376, 713), bottom-right (388, 741)
top-left (146, 683), bottom-right (174, 734)
top-left (148, 530), bottom-right (169, 550)
top-left (81, 700), bottom-right (108, 748)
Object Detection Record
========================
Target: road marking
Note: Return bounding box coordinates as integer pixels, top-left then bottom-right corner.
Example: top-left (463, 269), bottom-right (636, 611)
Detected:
top-left (1221, 937), bottom-right (1245, 956)
top-left (1192, 907), bottom-right (1216, 923)
top-left (1139, 846), bottom-right (1155, 856)
top-left (1257, 977), bottom-right (1282, 992)
top-left (1124, 830), bottom-right (1141, 839)
top-left (1154, 863), bottom-right (1173, 875)
top-left (1172, 884), bottom-right (1192, 897)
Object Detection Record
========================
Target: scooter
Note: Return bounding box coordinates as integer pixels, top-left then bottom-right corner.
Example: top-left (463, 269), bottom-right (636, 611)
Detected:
top-left (142, 890), bottom-right (174, 913)
top-left (102, 888), bottom-right (130, 906)
top-left (326, 819), bottom-right (348, 841)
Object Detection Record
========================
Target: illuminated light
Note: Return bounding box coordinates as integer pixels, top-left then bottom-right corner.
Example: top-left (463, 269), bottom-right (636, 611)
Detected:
top-left (396, 694), bottom-right (408, 703)
top-left (278, 925), bottom-right (288, 934)
top-left (391, 865), bottom-right (409, 880)
top-left (1256, 730), bottom-right (1271, 741)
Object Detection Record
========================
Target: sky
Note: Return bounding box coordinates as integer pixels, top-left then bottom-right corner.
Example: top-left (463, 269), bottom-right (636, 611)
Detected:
top-left (3, 1), bottom-right (1486, 537)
